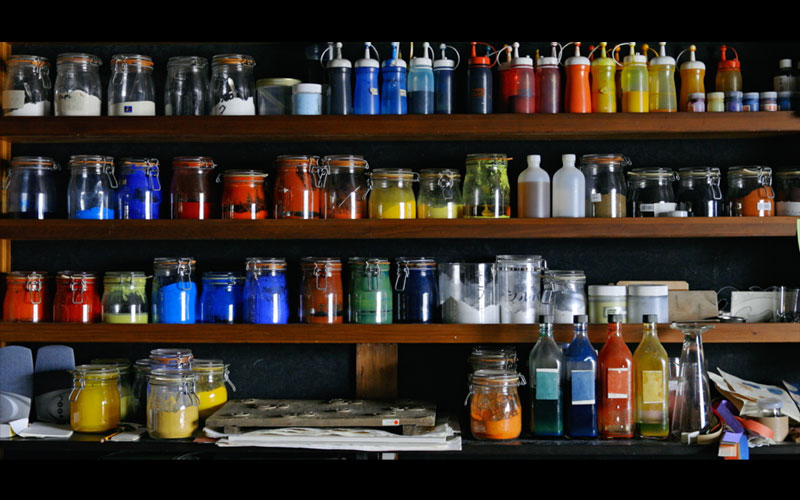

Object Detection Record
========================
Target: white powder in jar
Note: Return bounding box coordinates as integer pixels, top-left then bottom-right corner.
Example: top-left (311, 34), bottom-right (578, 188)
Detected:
top-left (56, 90), bottom-right (101, 116)
top-left (213, 96), bottom-right (255, 115)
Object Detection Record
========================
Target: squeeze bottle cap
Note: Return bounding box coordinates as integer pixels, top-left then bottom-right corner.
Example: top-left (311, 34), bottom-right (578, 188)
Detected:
top-left (650, 42), bottom-right (675, 66)
top-left (536, 42), bottom-right (559, 67)
top-left (591, 42), bottom-right (615, 68)
top-left (433, 43), bottom-right (456, 69)
top-left (469, 42), bottom-right (491, 66)
top-left (410, 42), bottom-right (433, 69)
top-left (562, 154), bottom-right (576, 166)
top-left (564, 42), bottom-right (590, 66)
top-left (622, 43), bottom-right (646, 64)
top-left (511, 42), bottom-right (534, 68)
top-left (355, 42), bottom-right (379, 69)
top-left (779, 59), bottom-right (793, 69)
top-left (382, 42), bottom-right (407, 69)
top-left (526, 154), bottom-right (541, 167)
top-left (718, 45), bottom-right (740, 70)
top-left (680, 45), bottom-right (705, 71)
top-left (327, 42), bottom-right (352, 69)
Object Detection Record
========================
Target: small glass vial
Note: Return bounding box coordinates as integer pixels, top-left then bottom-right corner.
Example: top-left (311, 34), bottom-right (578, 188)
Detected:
top-left (676, 167), bottom-right (723, 217)
top-left (299, 257), bottom-right (344, 324)
top-left (725, 166), bottom-right (775, 217)
top-left (170, 156), bottom-right (217, 219)
top-left (687, 92), bottom-right (705, 112)
top-left (116, 158), bottom-right (161, 219)
top-left (198, 272), bottom-right (244, 324)
top-left (147, 369), bottom-right (200, 439)
top-left (368, 169), bottom-right (418, 219)
top-left (2, 156), bottom-right (60, 219)
top-left (2, 55), bottom-right (51, 116)
top-left (244, 258), bottom-right (290, 324)
top-left (273, 155), bottom-right (323, 219)
top-left (69, 364), bottom-right (121, 433)
top-left (165, 56), bottom-right (210, 116)
top-left (580, 154), bottom-right (630, 218)
top-left (627, 168), bottom-right (678, 217)
top-left (348, 257), bottom-right (393, 324)
top-left (102, 271), bottom-right (149, 324)
top-left (3, 271), bottom-right (51, 322)
top-left (108, 54), bottom-right (155, 116)
top-left (193, 359), bottom-right (234, 420)
top-left (707, 92), bottom-right (724, 112)
top-left (742, 92), bottom-right (759, 111)
top-left (53, 271), bottom-right (102, 323)
top-left (219, 170), bottom-right (268, 219)
top-left (210, 54), bottom-right (256, 115)
top-left (292, 83), bottom-right (322, 115)
top-left (760, 91), bottom-right (778, 112)
top-left (394, 257), bottom-right (438, 323)
top-left (321, 155), bottom-right (370, 219)
top-left (151, 257), bottom-right (197, 324)
top-left (417, 169), bottom-right (463, 219)
top-left (54, 53), bottom-right (102, 116)
top-left (467, 369), bottom-right (524, 441)
top-left (463, 154), bottom-right (511, 218)
top-left (67, 155), bottom-right (117, 220)
top-left (149, 348), bottom-right (194, 371)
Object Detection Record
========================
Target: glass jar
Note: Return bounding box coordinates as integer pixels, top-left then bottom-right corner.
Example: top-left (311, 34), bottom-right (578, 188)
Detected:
top-left (147, 369), bottom-right (200, 439)
top-left (775, 169), bottom-right (800, 216)
top-left (170, 156), bottom-right (217, 219)
top-left (463, 154), bottom-right (511, 218)
top-left (149, 348), bottom-right (194, 371)
top-left (69, 364), bottom-right (120, 433)
top-left (218, 170), bottom-right (268, 219)
top-left (496, 255), bottom-right (546, 324)
top-left (760, 91), bottom-right (778, 112)
top-left (725, 166), bottom-right (774, 217)
top-left (53, 271), bottom-right (101, 323)
top-left (273, 155), bottom-right (323, 219)
top-left (439, 262), bottom-right (498, 324)
top-left (321, 155), bottom-right (370, 219)
top-left (132, 358), bottom-right (150, 423)
top-left (3, 271), bottom-right (51, 322)
top-left (210, 54), bottom-right (256, 115)
top-left (627, 284), bottom-right (669, 324)
top-left (541, 270), bottom-right (586, 324)
top-left (299, 257), bottom-right (344, 324)
top-left (198, 272), bottom-right (244, 324)
top-left (707, 92), bottom-right (724, 113)
top-left (2, 156), bottom-right (60, 219)
top-left (368, 169), bottom-right (418, 219)
top-left (244, 258), bottom-right (289, 324)
top-left (466, 369), bottom-right (524, 440)
top-left (67, 155), bottom-right (117, 219)
top-left (348, 257), bottom-right (392, 324)
top-left (108, 54), bottom-right (155, 116)
top-left (627, 168), bottom-right (678, 217)
top-left (725, 91), bottom-right (743, 112)
top-left (417, 169), bottom-right (464, 218)
top-left (742, 92), bottom-right (759, 112)
top-left (151, 257), bottom-right (197, 324)
top-left (91, 358), bottom-right (135, 422)
top-left (394, 257), bottom-right (438, 323)
top-left (54, 53), bottom-right (102, 116)
top-left (193, 359), bottom-right (234, 419)
top-left (588, 285), bottom-right (627, 324)
top-left (2, 55), bottom-right (51, 116)
top-left (467, 346), bottom-right (518, 372)
top-left (102, 271), bottom-right (149, 324)
top-left (580, 154), bottom-right (630, 218)
top-left (687, 93), bottom-right (705, 112)
top-left (676, 167), bottom-right (723, 217)
top-left (116, 158), bottom-right (161, 219)
top-left (757, 397), bottom-right (784, 418)
top-left (165, 56), bottom-right (210, 116)
top-left (257, 78), bottom-right (300, 115)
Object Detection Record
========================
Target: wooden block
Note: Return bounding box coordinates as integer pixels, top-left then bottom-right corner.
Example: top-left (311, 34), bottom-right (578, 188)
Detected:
top-left (617, 280), bottom-right (690, 291)
top-left (669, 290), bottom-right (719, 321)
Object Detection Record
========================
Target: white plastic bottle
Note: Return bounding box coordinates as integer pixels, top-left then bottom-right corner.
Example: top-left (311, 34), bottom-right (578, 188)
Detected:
top-left (518, 154), bottom-right (551, 218)
top-left (552, 153), bottom-right (585, 217)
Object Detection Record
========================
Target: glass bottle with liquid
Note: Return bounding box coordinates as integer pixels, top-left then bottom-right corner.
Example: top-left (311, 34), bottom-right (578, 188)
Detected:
top-left (564, 314), bottom-right (598, 438)
top-left (529, 315), bottom-right (565, 436)
top-left (633, 314), bottom-right (670, 439)
top-left (598, 314), bottom-right (634, 438)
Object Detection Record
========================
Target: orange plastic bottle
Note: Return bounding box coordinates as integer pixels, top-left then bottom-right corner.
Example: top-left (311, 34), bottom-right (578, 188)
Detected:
top-left (597, 314), bottom-right (634, 438)
top-left (678, 45), bottom-right (706, 112)
top-left (716, 45), bottom-right (742, 93)
top-left (564, 42), bottom-right (591, 113)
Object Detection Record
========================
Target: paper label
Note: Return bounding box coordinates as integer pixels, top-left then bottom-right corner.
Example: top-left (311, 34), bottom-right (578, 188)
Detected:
top-left (757, 201), bottom-right (772, 211)
top-left (399, 89), bottom-right (407, 97)
top-left (640, 202), bottom-right (677, 214)
top-left (590, 193), bottom-right (602, 203)
top-left (369, 87), bottom-right (378, 96)
top-left (109, 101), bottom-right (156, 116)
top-left (571, 369), bottom-right (595, 405)
top-left (535, 368), bottom-right (560, 400)
top-left (2, 90), bottom-right (25, 110)
top-left (607, 367), bottom-right (630, 399)
top-left (603, 306), bottom-right (626, 317)
top-left (642, 370), bottom-right (665, 404)
top-left (381, 419), bottom-right (400, 426)
top-left (763, 103), bottom-right (778, 111)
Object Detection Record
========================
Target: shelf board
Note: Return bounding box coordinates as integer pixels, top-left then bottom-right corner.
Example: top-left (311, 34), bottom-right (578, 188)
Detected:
top-left (0, 323), bottom-right (795, 344)
top-left (0, 217), bottom-right (796, 240)
top-left (1, 113), bottom-right (799, 143)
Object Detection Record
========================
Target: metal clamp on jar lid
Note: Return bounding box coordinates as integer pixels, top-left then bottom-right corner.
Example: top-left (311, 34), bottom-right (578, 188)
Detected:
top-left (580, 154), bottom-right (631, 167)
top-left (168, 56), bottom-right (208, 69)
top-left (301, 257), bottom-right (341, 290)
top-left (7, 271), bottom-right (47, 304)
top-left (350, 257), bottom-right (390, 291)
top-left (394, 257), bottom-right (436, 292)
top-left (154, 257), bottom-right (195, 290)
top-left (627, 167), bottom-right (679, 181)
top-left (149, 348), bottom-right (194, 370)
top-left (211, 54), bottom-right (255, 68)
top-left (245, 257), bottom-right (287, 273)
top-left (678, 167), bottom-right (722, 192)
top-left (420, 168), bottom-right (460, 200)
top-left (68, 155), bottom-right (118, 188)
top-left (57, 271), bottom-right (96, 304)
top-left (465, 369), bottom-right (526, 398)
top-left (192, 359), bottom-right (236, 392)
top-left (468, 346), bottom-right (518, 372)
top-left (277, 155), bottom-right (326, 188)
top-left (728, 166), bottom-right (773, 186)
top-left (172, 156), bottom-right (217, 170)
top-left (103, 271), bottom-right (149, 284)
top-left (56, 53), bottom-right (101, 67)
top-left (111, 54), bottom-right (154, 70)
top-left (3, 157), bottom-right (60, 190)
top-left (7, 54), bottom-right (49, 69)
top-left (201, 271), bottom-right (244, 286)
top-left (496, 254), bottom-right (547, 272)
top-left (119, 158), bottom-right (161, 191)
top-left (466, 153), bottom-right (511, 167)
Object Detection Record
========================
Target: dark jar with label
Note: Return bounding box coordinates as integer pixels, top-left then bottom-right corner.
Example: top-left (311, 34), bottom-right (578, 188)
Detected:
top-left (676, 167), bottom-right (722, 217)
top-left (725, 166), bottom-right (774, 217)
top-left (627, 168), bottom-right (678, 217)
top-left (170, 156), bottom-right (216, 220)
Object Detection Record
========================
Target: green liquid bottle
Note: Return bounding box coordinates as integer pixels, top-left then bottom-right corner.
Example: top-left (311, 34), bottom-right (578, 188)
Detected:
top-left (529, 315), bottom-right (564, 436)
top-left (633, 314), bottom-right (670, 439)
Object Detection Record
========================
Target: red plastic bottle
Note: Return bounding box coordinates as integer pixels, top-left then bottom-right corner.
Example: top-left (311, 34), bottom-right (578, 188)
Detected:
top-left (536, 42), bottom-right (561, 114)
top-left (597, 314), bottom-right (634, 438)
top-left (497, 45), bottom-right (513, 113)
top-left (508, 42), bottom-right (536, 114)
top-left (564, 42), bottom-right (591, 113)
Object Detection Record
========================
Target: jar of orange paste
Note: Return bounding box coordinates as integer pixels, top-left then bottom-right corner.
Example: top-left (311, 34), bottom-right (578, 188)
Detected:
top-left (466, 369), bottom-right (525, 440)
top-left (725, 166), bottom-right (774, 217)
top-left (273, 155), bottom-right (323, 219)
top-left (219, 169), bottom-right (268, 219)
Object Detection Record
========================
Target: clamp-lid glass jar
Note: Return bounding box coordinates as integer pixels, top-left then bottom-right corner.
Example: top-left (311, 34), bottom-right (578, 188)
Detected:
top-left (368, 168), bottom-right (418, 219)
top-left (394, 257), bottom-right (438, 323)
top-left (198, 272), bottom-right (244, 324)
top-left (774, 168), bottom-right (800, 216)
top-left (496, 255), bottom-right (546, 324)
top-left (580, 154), bottom-right (630, 218)
top-left (102, 271), bottom-right (149, 324)
top-left (67, 155), bottom-right (117, 220)
top-left (466, 369), bottom-right (525, 440)
top-left (627, 168), bottom-right (678, 217)
top-left (116, 158), bottom-right (161, 219)
top-left (244, 258), bottom-right (289, 324)
top-left (108, 54), bottom-right (155, 116)
top-left (542, 270), bottom-right (586, 324)
top-left (53, 271), bottom-right (102, 323)
top-left (2, 55), bottom-right (51, 116)
top-left (257, 77), bottom-right (300, 115)
top-left (91, 358), bottom-right (135, 422)
top-left (54, 53), bottom-right (102, 116)
top-left (676, 167), bottom-right (723, 217)
top-left (348, 257), bottom-right (393, 324)
top-left (321, 155), bottom-right (370, 219)
top-left (274, 155), bottom-right (323, 219)
top-left (219, 170), bottom-right (268, 219)
top-left (468, 346), bottom-right (518, 372)
top-left (463, 154), bottom-right (511, 218)
top-left (146, 369), bottom-right (200, 439)
top-left (439, 262), bottom-right (499, 324)
top-left (210, 54), bottom-right (256, 115)
top-left (3, 271), bottom-right (51, 322)
top-left (193, 359), bottom-right (234, 419)
top-left (151, 257), bottom-right (197, 324)
top-left (725, 166), bottom-right (774, 217)
top-left (69, 364), bottom-right (120, 433)
top-left (2, 156), bottom-right (60, 219)
top-left (170, 156), bottom-right (217, 219)
top-left (165, 56), bottom-right (210, 116)
top-left (417, 168), bottom-right (463, 218)
top-left (149, 348), bottom-right (194, 371)
top-left (299, 257), bottom-right (344, 324)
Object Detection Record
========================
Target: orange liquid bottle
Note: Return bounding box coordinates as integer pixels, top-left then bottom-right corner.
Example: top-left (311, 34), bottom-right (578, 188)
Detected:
top-left (597, 314), bottom-right (634, 438)
top-left (564, 42), bottom-right (591, 113)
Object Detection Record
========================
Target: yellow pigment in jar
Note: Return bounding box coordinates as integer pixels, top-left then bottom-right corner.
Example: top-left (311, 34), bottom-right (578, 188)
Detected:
top-left (193, 359), bottom-right (232, 419)
top-left (69, 364), bottom-right (121, 433)
top-left (368, 168), bottom-right (417, 219)
top-left (147, 369), bottom-right (200, 439)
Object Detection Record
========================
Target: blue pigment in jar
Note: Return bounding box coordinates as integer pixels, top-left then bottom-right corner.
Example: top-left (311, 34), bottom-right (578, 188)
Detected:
top-left (152, 257), bottom-right (197, 324)
top-left (116, 158), bottom-right (161, 219)
top-left (393, 257), bottom-right (438, 323)
top-left (198, 272), bottom-right (244, 324)
top-left (243, 258), bottom-right (289, 324)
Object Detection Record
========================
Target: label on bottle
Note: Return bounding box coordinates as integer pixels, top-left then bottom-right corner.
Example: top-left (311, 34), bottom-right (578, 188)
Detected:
top-left (109, 101), bottom-right (156, 116)
top-left (642, 370), bottom-right (665, 404)
top-left (571, 370), bottom-right (595, 405)
top-left (535, 368), bottom-right (560, 400)
top-left (607, 367), bottom-right (630, 399)
top-left (369, 87), bottom-right (378, 96)
top-left (2, 90), bottom-right (25, 110)
top-left (757, 201), bottom-right (772, 211)
top-left (591, 193), bottom-right (602, 203)
top-left (603, 306), bottom-right (626, 318)
top-left (399, 89), bottom-right (407, 97)
top-left (774, 75), bottom-right (795, 92)
top-left (763, 103), bottom-right (778, 112)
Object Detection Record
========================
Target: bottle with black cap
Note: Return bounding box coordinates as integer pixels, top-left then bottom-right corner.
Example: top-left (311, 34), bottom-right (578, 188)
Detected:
top-left (633, 314), bottom-right (670, 439)
top-left (529, 314), bottom-right (564, 437)
top-left (597, 313), bottom-right (633, 439)
top-left (563, 314), bottom-right (597, 438)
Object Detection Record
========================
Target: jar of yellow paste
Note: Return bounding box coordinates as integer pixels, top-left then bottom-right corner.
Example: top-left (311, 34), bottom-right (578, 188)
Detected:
top-left (192, 359), bottom-right (235, 419)
top-left (368, 168), bottom-right (418, 219)
top-left (147, 369), bottom-right (200, 439)
top-left (69, 364), bottom-right (121, 433)
top-left (91, 358), bottom-right (134, 421)
top-left (417, 168), bottom-right (463, 218)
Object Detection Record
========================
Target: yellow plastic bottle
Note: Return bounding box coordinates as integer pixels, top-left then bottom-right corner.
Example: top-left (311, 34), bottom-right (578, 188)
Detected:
top-left (620, 43), bottom-right (649, 113)
top-left (648, 42), bottom-right (677, 112)
top-left (678, 45), bottom-right (706, 112)
top-left (591, 42), bottom-right (617, 113)
top-left (716, 45), bottom-right (742, 93)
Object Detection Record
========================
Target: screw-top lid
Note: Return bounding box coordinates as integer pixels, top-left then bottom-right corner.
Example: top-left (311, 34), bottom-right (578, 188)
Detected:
top-left (434, 43), bottom-right (457, 69)
top-left (537, 42), bottom-right (560, 67)
top-left (725, 91), bottom-right (743, 99)
top-left (761, 91), bottom-right (778, 99)
top-left (293, 83), bottom-right (322, 94)
top-left (743, 92), bottom-right (760, 99)
top-left (608, 313), bottom-right (623, 323)
top-left (779, 59), bottom-right (792, 70)
top-left (564, 42), bottom-right (590, 67)
top-left (573, 314), bottom-right (588, 323)
top-left (680, 45), bottom-right (705, 71)
top-left (588, 285), bottom-right (627, 296)
top-left (527, 155), bottom-right (541, 168)
top-left (562, 154), bottom-right (576, 167)
top-left (510, 42), bottom-right (534, 68)
top-left (708, 92), bottom-right (725, 100)
top-left (643, 314), bottom-right (659, 323)
top-left (649, 42), bottom-right (675, 67)
top-left (539, 314), bottom-right (553, 324)
top-left (410, 42), bottom-right (433, 69)
top-left (628, 284), bottom-right (669, 296)
top-left (717, 45), bottom-right (740, 70)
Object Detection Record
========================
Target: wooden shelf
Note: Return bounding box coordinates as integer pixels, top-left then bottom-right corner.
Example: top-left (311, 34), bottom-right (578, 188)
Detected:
top-left (0, 322), bottom-right (795, 344)
top-left (1, 113), bottom-right (799, 143)
top-left (0, 217), bottom-right (796, 240)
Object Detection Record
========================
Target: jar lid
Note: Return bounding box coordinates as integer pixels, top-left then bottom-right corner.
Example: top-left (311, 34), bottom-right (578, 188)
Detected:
top-left (349, 257), bottom-right (390, 267)
top-left (661, 210), bottom-right (689, 218)
top-left (678, 167), bottom-right (721, 178)
top-left (300, 257), bottom-right (342, 269)
top-left (688, 93), bottom-right (706, 100)
top-left (725, 91), bottom-right (743, 99)
top-left (778, 91), bottom-right (793, 97)
top-left (257, 78), bottom-right (302, 87)
top-left (134, 359), bottom-right (151, 373)
top-left (6, 271), bottom-right (48, 281)
top-left (149, 349), bottom-right (194, 367)
top-left (153, 257), bottom-right (196, 269)
top-left (119, 158), bottom-right (159, 168)
top-left (202, 272), bottom-right (244, 283)
top-left (245, 257), bottom-right (287, 271)
top-left (544, 270), bottom-right (586, 280)
top-left (7, 55), bottom-right (49, 67)
top-left (573, 314), bottom-right (588, 323)
top-left (104, 271), bottom-right (148, 284)
top-left (419, 168), bottom-right (461, 180)
top-left (56, 53), bottom-right (101, 66)
top-left (111, 54), bottom-right (154, 68)
top-left (10, 156), bottom-right (59, 171)
top-left (728, 166), bottom-right (772, 178)
top-left (466, 153), bottom-right (511, 164)
top-left (167, 56), bottom-right (208, 68)
top-left (192, 359), bottom-right (227, 372)
top-left (628, 168), bottom-right (677, 180)
top-left (775, 168), bottom-right (800, 178)
top-left (276, 155), bottom-right (318, 167)
top-left (56, 271), bottom-right (97, 281)
top-left (627, 284), bottom-right (669, 296)
top-left (322, 155), bottom-right (368, 169)
top-left (371, 168), bottom-right (416, 180)
top-left (760, 91), bottom-right (778, 99)
top-left (757, 397), bottom-right (783, 410)
top-left (469, 369), bottom-right (523, 387)
top-left (211, 54), bottom-right (255, 67)
top-left (68, 155), bottom-right (114, 169)
top-left (588, 285), bottom-right (627, 296)
top-left (172, 156), bottom-right (216, 170)
top-left (149, 368), bottom-right (197, 384)
top-left (222, 169), bottom-right (268, 179)
top-left (90, 358), bottom-right (131, 375)
top-left (643, 314), bottom-right (660, 323)
top-left (580, 154), bottom-right (631, 168)
top-left (396, 257), bottom-right (437, 268)
top-left (293, 83), bottom-right (322, 94)
top-left (72, 364), bottom-right (120, 378)
top-left (708, 92), bottom-right (724, 99)
top-left (743, 92), bottom-right (760, 99)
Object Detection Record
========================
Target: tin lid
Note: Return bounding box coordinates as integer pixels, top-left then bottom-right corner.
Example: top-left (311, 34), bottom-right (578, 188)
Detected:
top-left (760, 91), bottom-right (778, 99)
top-left (167, 56), bottom-right (208, 68)
top-left (211, 54), bottom-right (255, 67)
top-left (257, 78), bottom-right (302, 87)
top-left (588, 285), bottom-right (626, 296)
top-left (56, 53), bottom-right (101, 66)
top-left (627, 284), bottom-right (669, 296)
top-left (708, 92), bottom-right (725, 100)
top-left (111, 54), bottom-right (154, 68)
top-left (172, 156), bottom-right (216, 170)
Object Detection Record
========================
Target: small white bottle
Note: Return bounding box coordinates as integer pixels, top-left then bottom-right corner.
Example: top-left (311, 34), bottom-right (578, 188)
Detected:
top-left (518, 154), bottom-right (550, 218)
top-left (552, 153), bottom-right (585, 217)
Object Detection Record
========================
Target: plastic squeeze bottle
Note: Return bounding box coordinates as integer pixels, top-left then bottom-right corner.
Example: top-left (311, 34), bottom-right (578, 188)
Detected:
top-left (467, 41), bottom-right (494, 114)
top-left (648, 42), bottom-right (676, 112)
top-left (678, 45), bottom-right (705, 112)
top-left (564, 42), bottom-right (591, 113)
top-left (552, 153), bottom-right (585, 218)
top-left (536, 42), bottom-right (562, 114)
top-left (497, 45), bottom-right (514, 113)
top-left (433, 44), bottom-right (458, 114)
top-left (325, 42), bottom-right (352, 115)
top-left (620, 42), bottom-right (649, 112)
top-left (591, 42), bottom-right (617, 113)
top-left (380, 42), bottom-right (407, 115)
top-left (353, 42), bottom-right (380, 115)
top-left (518, 154), bottom-right (550, 218)
top-left (508, 42), bottom-right (536, 114)
top-left (408, 42), bottom-right (435, 115)
top-left (715, 45), bottom-right (742, 93)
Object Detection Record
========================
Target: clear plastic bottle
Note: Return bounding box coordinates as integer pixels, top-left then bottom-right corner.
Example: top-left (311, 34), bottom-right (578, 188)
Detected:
top-left (552, 154), bottom-right (585, 217)
top-left (620, 43), bottom-right (649, 113)
top-left (517, 155), bottom-right (550, 218)
top-left (408, 42), bottom-right (435, 115)
top-left (648, 42), bottom-right (677, 113)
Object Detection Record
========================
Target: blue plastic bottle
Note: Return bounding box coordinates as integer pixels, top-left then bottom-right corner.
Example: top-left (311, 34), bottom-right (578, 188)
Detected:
top-left (564, 314), bottom-right (598, 437)
top-left (408, 42), bottom-right (435, 115)
top-left (354, 42), bottom-right (380, 115)
top-left (467, 41), bottom-right (495, 114)
top-left (325, 42), bottom-right (352, 115)
top-left (434, 44), bottom-right (459, 114)
top-left (380, 42), bottom-right (407, 115)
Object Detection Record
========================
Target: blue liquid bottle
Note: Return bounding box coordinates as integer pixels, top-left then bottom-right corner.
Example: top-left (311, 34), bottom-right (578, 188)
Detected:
top-left (564, 314), bottom-right (598, 437)
top-left (380, 42), bottom-right (407, 115)
top-left (408, 42), bottom-right (435, 115)
top-left (354, 42), bottom-right (380, 115)
top-left (467, 41), bottom-right (495, 114)
top-left (434, 44), bottom-right (459, 114)
top-left (324, 42), bottom-right (352, 115)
